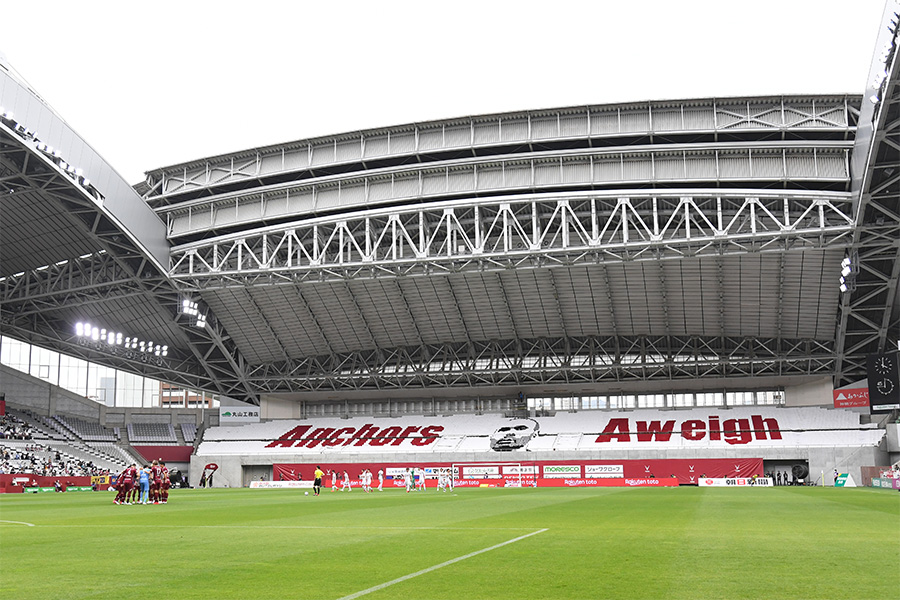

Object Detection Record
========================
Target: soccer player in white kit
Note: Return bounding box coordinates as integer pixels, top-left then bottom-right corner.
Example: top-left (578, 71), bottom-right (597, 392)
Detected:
top-left (342, 470), bottom-right (351, 491)
top-left (404, 468), bottom-right (413, 493)
top-left (417, 467), bottom-right (426, 491)
top-left (377, 469), bottom-right (384, 491)
top-left (331, 469), bottom-right (338, 492)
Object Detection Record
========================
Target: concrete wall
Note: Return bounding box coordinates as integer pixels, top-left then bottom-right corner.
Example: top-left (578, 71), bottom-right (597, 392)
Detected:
top-left (260, 396), bottom-right (303, 420)
top-left (101, 407), bottom-right (206, 428)
top-left (783, 377), bottom-right (833, 407)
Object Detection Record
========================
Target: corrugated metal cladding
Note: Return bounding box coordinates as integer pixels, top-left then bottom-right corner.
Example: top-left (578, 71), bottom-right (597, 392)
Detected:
top-left (199, 249), bottom-right (843, 366)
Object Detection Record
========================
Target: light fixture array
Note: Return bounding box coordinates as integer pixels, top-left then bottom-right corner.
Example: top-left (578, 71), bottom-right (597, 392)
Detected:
top-left (0, 107), bottom-right (101, 200)
top-left (75, 322), bottom-right (168, 358)
top-left (839, 252), bottom-right (859, 294)
top-left (180, 299), bottom-right (208, 328)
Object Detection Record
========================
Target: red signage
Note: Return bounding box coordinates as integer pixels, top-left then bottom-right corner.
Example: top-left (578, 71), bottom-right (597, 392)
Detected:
top-left (266, 424), bottom-right (444, 449)
top-left (594, 415), bottom-right (782, 446)
top-left (833, 388), bottom-right (869, 408)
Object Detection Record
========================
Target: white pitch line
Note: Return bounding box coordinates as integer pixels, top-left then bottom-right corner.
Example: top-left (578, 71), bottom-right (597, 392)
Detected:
top-left (0, 520), bottom-right (35, 526)
top-left (336, 528), bottom-right (549, 600)
top-left (24, 524), bottom-right (537, 531)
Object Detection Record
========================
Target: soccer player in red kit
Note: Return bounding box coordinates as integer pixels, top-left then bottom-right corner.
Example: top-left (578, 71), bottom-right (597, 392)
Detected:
top-left (150, 460), bottom-right (162, 504)
top-left (115, 464), bottom-right (137, 505)
top-left (159, 460), bottom-right (170, 504)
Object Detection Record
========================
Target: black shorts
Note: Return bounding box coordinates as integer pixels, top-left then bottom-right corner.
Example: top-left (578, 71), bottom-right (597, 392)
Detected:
top-left (314, 478), bottom-right (322, 487)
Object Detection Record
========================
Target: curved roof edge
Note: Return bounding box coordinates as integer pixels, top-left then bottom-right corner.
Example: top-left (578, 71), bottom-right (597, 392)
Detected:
top-left (144, 93), bottom-right (861, 179)
top-left (0, 61), bottom-right (169, 271)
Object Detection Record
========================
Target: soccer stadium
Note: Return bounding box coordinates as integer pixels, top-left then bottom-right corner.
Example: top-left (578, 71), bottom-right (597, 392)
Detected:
top-left (1, 3), bottom-right (899, 599)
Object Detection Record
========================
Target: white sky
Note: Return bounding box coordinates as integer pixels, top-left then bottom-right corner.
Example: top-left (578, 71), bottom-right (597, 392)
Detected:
top-left (0, 0), bottom-right (890, 185)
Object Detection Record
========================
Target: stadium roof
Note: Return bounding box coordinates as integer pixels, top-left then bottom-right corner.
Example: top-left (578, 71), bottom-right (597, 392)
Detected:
top-left (1, 7), bottom-right (897, 405)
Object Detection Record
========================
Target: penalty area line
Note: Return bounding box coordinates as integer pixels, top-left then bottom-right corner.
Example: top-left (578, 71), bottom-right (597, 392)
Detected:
top-left (0, 520), bottom-right (35, 526)
top-left (336, 528), bottom-right (548, 600)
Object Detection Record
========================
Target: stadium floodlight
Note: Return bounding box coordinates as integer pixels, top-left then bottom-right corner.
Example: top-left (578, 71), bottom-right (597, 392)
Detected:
top-left (75, 322), bottom-right (84, 336)
top-left (115, 332), bottom-right (123, 345)
top-left (840, 282), bottom-right (848, 293)
top-left (81, 178), bottom-right (90, 188)
top-left (91, 327), bottom-right (100, 341)
top-left (161, 346), bottom-right (168, 357)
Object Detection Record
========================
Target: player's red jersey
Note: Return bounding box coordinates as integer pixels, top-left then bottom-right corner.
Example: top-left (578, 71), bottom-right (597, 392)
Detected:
top-left (122, 466), bottom-right (137, 485)
top-left (150, 464), bottom-right (162, 483)
top-left (161, 466), bottom-right (170, 489)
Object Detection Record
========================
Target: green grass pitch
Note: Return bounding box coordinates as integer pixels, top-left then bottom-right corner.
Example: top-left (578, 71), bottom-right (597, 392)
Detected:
top-left (1, 486), bottom-right (897, 599)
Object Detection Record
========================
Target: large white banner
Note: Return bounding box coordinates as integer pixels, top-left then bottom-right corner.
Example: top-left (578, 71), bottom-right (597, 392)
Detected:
top-left (198, 406), bottom-right (884, 456)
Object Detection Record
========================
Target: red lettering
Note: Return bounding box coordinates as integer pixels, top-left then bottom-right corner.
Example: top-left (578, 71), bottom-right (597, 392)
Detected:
top-left (347, 424), bottom-right (379, 446)
top-left (302, 427), bottom-right (336, 448)
top-left (709, 415), bottom-right (721, 441)
top-left (681, 420), bottom-right (706, 441)
top-left (636, 420), bottom-right (676, 442)
top-left (751, 415), bottom-right (782, 441)
top-left (723, 418), bottom-right (751, 445)
top-left (370, 426), bottom-right (401, 446)
top-left (265, 425), bottom-right (311, 448)
top-left (322, 427), bottom-right (356, 447)
top-left (413, 425), bottom-right (444, 446)
top-left (391, 426), bottom-right (421, 446)
top-left (595, 418), bottom-right (630, 443)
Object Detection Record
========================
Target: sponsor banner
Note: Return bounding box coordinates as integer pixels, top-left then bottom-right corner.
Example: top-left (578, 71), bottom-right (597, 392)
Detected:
top-left (698, 477), bottom-right (773, 487)
top-left (24, 487), bottom-right (56, 493)
top-left (543, 465), bottom-right (581, 478)
top-left (871, 478), bottom-right (900, 489)
top-left (833, 388), bottom-right (869, 409)
top-left (585, 464), bottom-right (624, 478)
top-left (463, 466), bottom-right (499, 476)
top-left (271, 458), bottom-right (763, 487)
top-left (219, 407), bottom-right (261, 424)
top-left (502, 465), bottom-right (539, 475)
top-left (249, 480), bottom-right (313, 489)
top-left (1, 474), bottom-right (93, 493)
top-left (91, 475), bottom-right (110, 486)
top-left (835, 474), bottom-right (856, 487)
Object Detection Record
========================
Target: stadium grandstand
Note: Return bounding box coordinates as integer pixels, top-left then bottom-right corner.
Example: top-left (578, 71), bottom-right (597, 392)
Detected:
top-left (1, 3), bottom-right (898, 494)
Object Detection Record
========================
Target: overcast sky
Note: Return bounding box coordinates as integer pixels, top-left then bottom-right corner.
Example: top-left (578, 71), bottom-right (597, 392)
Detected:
top-left (0, 0), bottom-right (890, 185)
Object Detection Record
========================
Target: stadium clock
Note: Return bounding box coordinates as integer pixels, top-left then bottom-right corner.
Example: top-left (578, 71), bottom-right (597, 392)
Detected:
top-left (875, 378), bottom-right (894, 396)
top-left (873, 356), bottom-right (893, 375)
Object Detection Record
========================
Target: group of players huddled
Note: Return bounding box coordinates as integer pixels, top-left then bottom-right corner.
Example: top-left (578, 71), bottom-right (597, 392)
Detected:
top-left (113, 460), bottom-right (170, 505)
